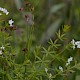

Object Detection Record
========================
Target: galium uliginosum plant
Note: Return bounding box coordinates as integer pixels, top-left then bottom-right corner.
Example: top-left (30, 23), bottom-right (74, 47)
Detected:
top-left (0, 6), bottom-right (80, 80)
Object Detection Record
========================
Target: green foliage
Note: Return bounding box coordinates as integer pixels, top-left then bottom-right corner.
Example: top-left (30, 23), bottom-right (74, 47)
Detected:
top-left (0, 17), bottom-right (80, 80)
top-left (0, 0), bottom-right (80, 80)
top-left (50, 3), bottom-right (65, 14)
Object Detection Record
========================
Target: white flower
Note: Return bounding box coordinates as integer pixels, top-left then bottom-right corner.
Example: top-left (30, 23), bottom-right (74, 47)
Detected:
top-left (66, 62), bottom-right (70, 66)
top-left (68, 56), bottom-right (73, 63)
top-left (75, 41), bottom-right (80, 45)
top-left (71, 39), bottom-right (75, 45)
top-left (77, 45), bottom-right (80, 48)
top-left (0, 7), bottom-right (9, 15)
top-left (71, 39), bottom-right (80, 49)
top-left (45, 68), bottom-right (48, 73)
top-left (75, 41), bottom-right (80, 48)
top-left (71, 39), bottom-right (75, 50)
top-left (0, 7), bottom-right (3, 11)
top-left (0, 50), bottom-right (2, 55)
top-left (66, 56), bottom-right (73, 66)
top-left (0, 45), bottom-right (5, 50)
top-left (9, 19), bottom-right (14, 26)
top-left (59, 66), bottom-right (63, 72)
top-left (6, 12), bottom-right (9, 15)
top-left (49, 73), bottom-right (52, 79)
top-left (1, 8), bottom-right (5, 12)
top-left (3, 9), bottom-right (7, 13)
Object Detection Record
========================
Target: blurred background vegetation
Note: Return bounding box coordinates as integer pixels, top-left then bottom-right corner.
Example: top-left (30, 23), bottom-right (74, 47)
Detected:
top-left (0, 0), bottom-right (80, 44)
top-left (0, 0), bottom-right (80, 80)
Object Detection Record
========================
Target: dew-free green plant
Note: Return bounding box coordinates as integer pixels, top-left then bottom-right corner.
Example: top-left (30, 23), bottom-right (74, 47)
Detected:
top-left (0, 6), bottom-right (80, 80)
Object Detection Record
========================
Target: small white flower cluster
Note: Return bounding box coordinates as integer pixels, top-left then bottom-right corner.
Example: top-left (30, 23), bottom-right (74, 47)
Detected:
top-left (49, 73), bottom-right (52, 79)
top-left (0, 7), bottom-right (14, 26)
top-left (8, 19), bottom-right (14, 26)
top-left (1, 45), bottom-right (5, 50)
top-left (44, 68), bottom-right (52, 79)
top-left (59, 56), bottom-right (73, 71)
top-left (0, 45), bottom-right (5, 55)
top-left (71, 39), bottom-right (80, 49)
top-left (45, 68), bottom-right (48, 73)
top-left (66, 56), bottom-right (73, 66)
top-left (0, 7), bottom-right (9, 15)
top-left (59, 66), bottom-right (63, 72)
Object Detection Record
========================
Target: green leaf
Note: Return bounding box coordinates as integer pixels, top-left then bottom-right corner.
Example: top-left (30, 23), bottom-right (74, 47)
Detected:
top-left (6, 74), bottom-right (13, 80)
top-left (69, 70), bottom-right (75, 73)
top-left (50, 3), bottom-right (65, 13)
top-left (63, 25), bottom-right (70, 32)
top-left (76, 75), bottom-right (80, 80)
top-left (73, 63), bottom-right (80, 70)
top-left (48, 39), bottom-right (61, 48)
top-left (40, 19), bottom-right (62, 43)
top-left (7, 60), bottom-right (11, 67)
